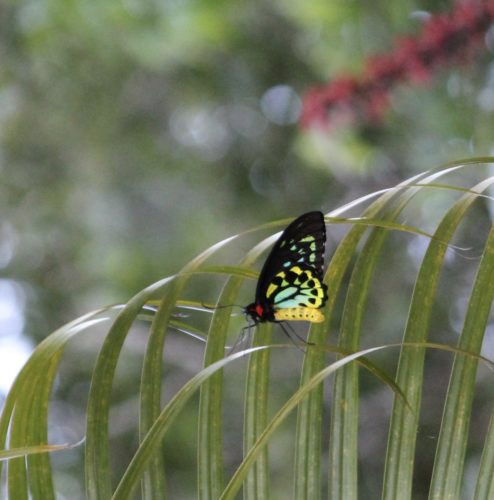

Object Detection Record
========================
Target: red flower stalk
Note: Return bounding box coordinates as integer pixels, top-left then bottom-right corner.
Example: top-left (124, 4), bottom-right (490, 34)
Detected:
top-left (301, 1), bottom-right (494, 130)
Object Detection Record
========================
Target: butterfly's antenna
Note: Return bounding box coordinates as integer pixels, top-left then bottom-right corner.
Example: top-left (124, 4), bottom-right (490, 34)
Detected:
top-left (201, 302), bottom-right (244, 311)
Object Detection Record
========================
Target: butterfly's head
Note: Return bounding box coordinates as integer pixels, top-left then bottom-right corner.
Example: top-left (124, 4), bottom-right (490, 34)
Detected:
top-left (244, 302), bottom-right (274, 323)
top-left (245, 303), bottom-right (261, 322)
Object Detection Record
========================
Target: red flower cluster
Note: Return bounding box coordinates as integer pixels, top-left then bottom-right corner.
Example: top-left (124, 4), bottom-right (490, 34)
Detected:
top-left (301, 1), bottom-right (494, 129)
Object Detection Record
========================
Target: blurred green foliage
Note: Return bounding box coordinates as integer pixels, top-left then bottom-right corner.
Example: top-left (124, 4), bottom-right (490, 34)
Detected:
top-left (1, 0), bottom-right (493, 331)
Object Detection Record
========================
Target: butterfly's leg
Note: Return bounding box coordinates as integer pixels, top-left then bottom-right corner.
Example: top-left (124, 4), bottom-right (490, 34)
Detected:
top-left (227, 321), bottom-right (253, 354)
top-left (279, 321), bottom-right (315, 346)
top-left (276, 322), bottom-right (308, 353)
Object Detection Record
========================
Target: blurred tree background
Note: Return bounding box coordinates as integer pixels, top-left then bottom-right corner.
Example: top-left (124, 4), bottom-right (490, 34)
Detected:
top-left (1, 0), bottom-right (494, 498)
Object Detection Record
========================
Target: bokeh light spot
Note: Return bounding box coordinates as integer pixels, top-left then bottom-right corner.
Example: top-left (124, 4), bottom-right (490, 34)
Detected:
top-left (260, 85), bottom-right (301, 125)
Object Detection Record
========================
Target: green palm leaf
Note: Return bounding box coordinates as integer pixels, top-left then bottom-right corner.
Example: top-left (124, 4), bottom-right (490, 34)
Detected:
top-left (2, 159), bottom-right (494, 499)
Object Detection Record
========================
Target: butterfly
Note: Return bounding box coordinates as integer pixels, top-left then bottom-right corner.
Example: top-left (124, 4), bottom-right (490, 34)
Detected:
top-left (245, 211), bottom-right (328, 325)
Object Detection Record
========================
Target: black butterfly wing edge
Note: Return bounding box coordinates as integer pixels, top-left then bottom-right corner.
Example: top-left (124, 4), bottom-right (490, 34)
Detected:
top-left (255, 211), bottom-right (327, 306)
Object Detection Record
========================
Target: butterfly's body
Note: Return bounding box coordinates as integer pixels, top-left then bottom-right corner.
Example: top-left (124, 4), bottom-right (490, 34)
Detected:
top-left (274, 307), bottom-right (325, 323)
top-left (245, 211), bottom-right (328, 327)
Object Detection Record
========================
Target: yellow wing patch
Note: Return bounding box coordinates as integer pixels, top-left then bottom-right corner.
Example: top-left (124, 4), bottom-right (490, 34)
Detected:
top-left (265, 267), bottom-right (327, 309)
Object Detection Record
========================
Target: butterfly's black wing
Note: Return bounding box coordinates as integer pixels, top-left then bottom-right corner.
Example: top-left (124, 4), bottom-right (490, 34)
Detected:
top-left (255, 211), bottom-right (327, 313)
